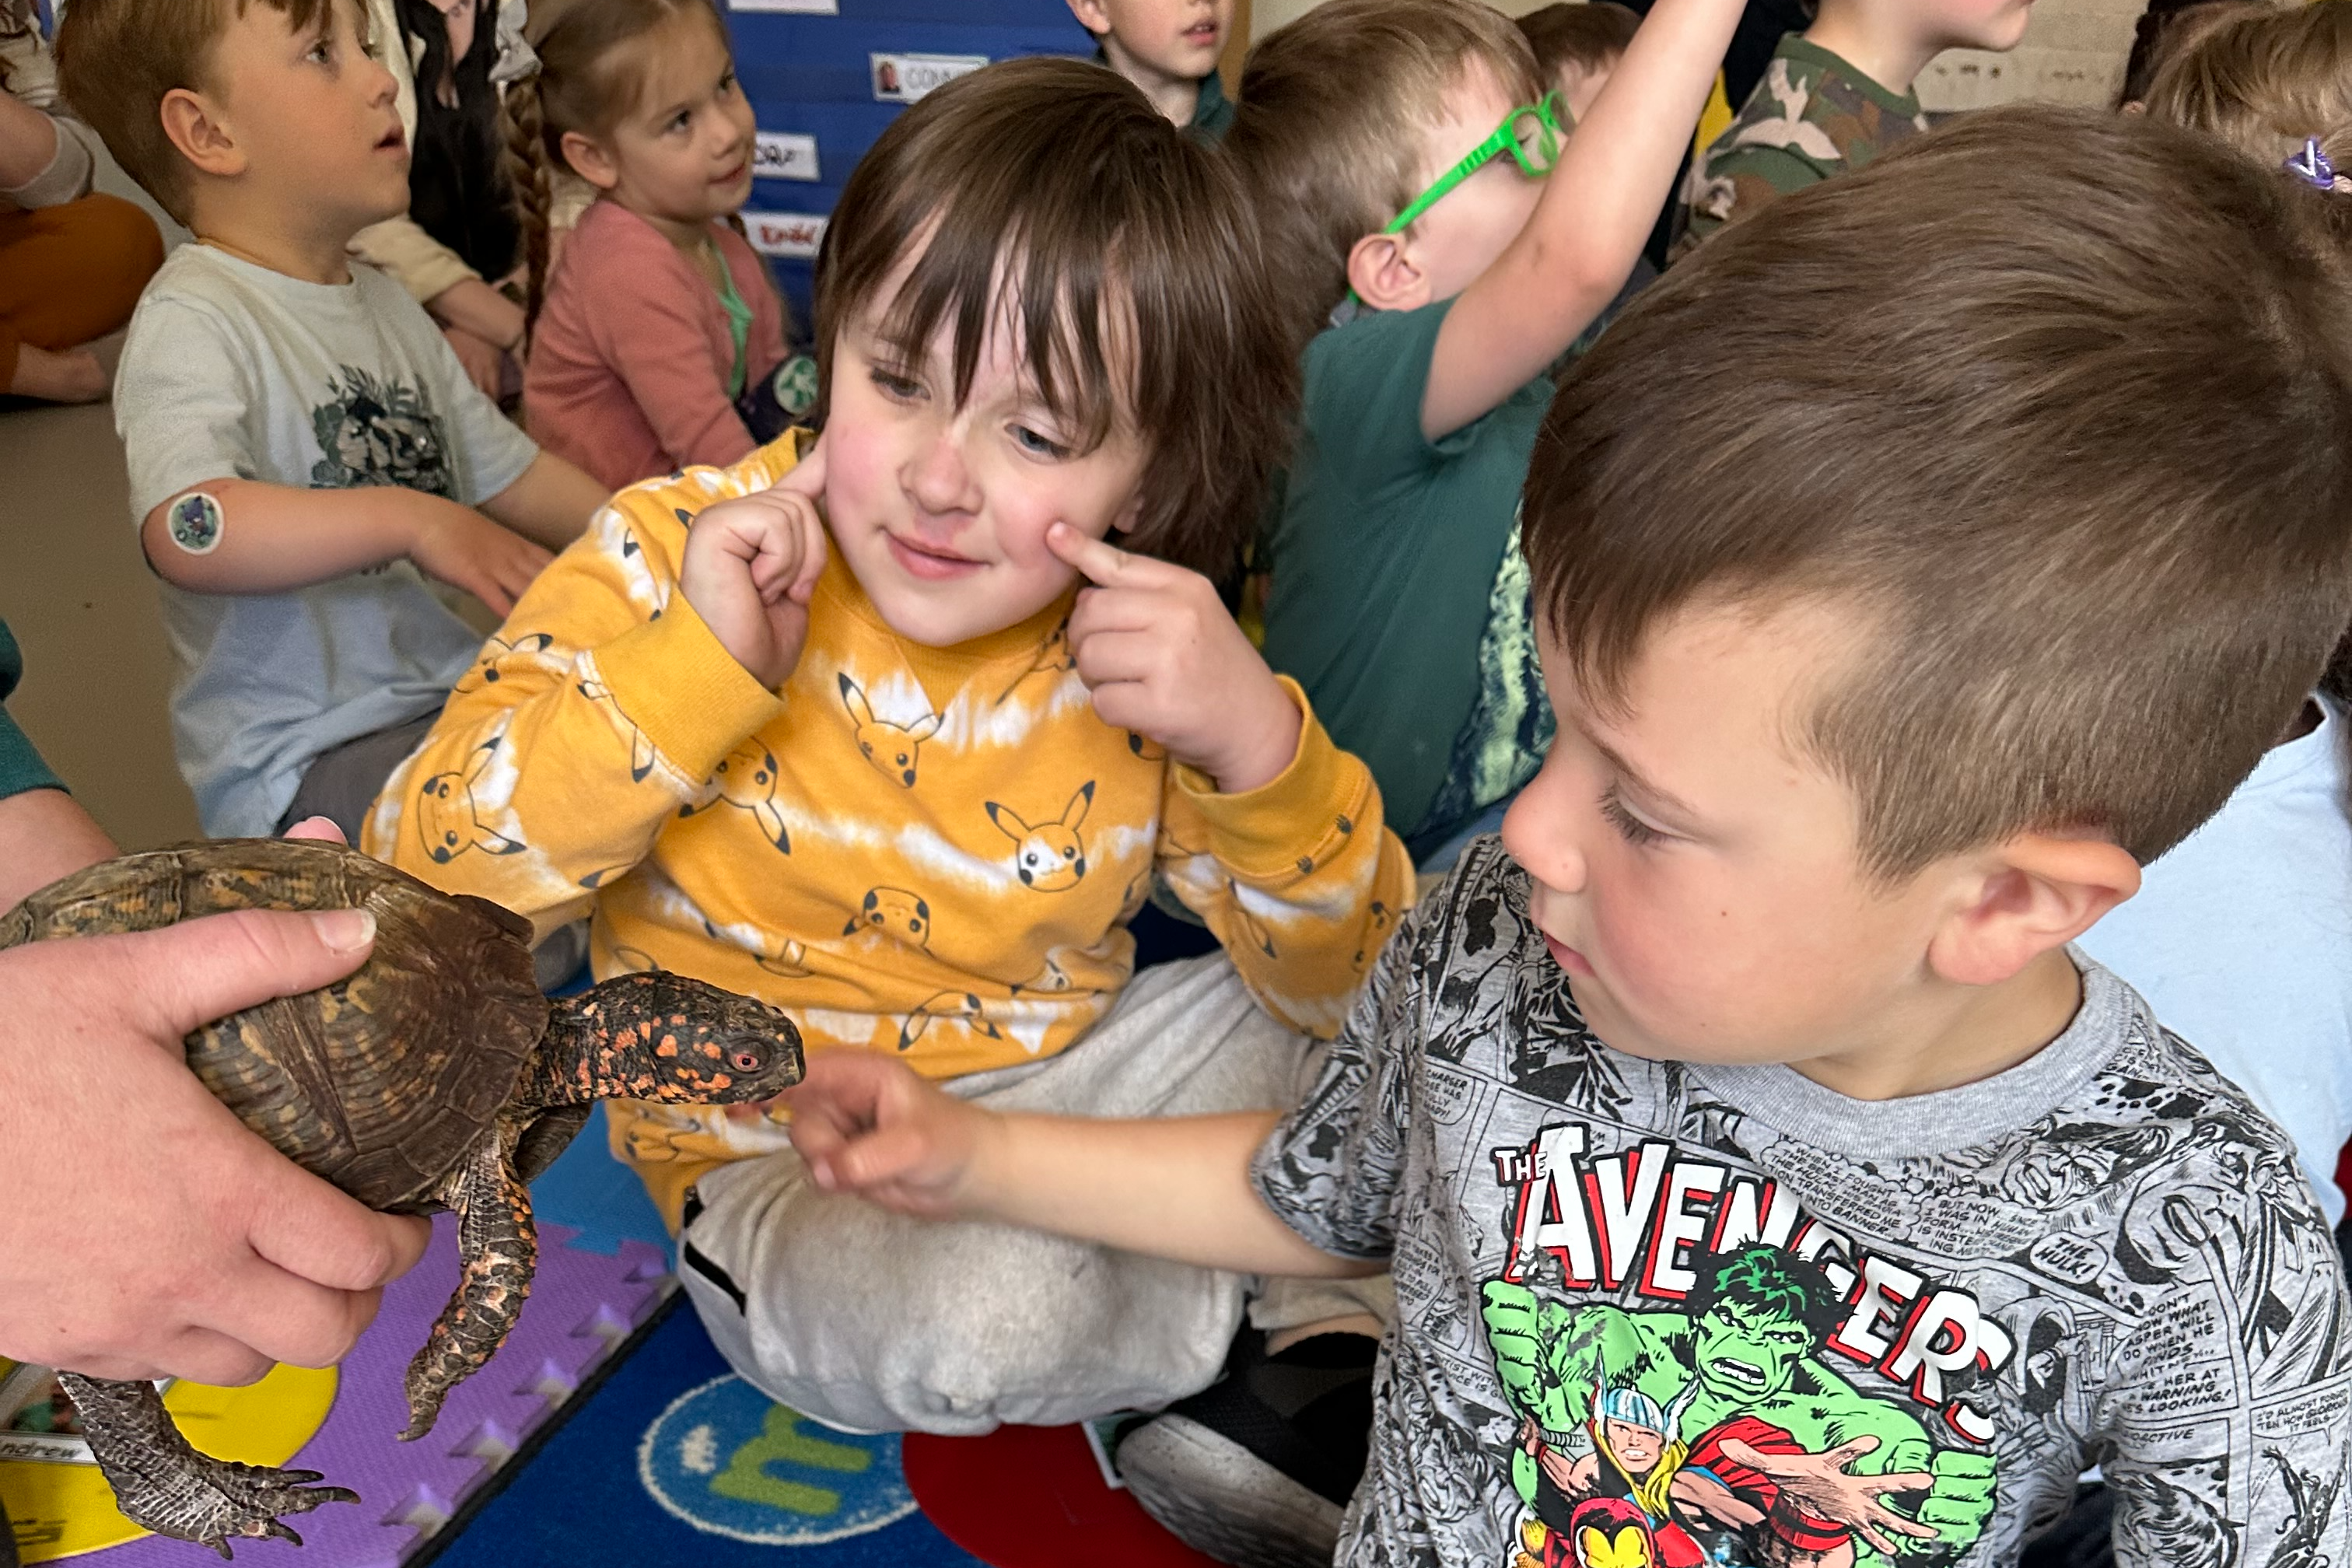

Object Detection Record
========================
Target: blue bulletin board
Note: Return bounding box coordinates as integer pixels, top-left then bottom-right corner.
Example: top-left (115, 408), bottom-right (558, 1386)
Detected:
top-left (724, 0), bottom-right (1097, 331)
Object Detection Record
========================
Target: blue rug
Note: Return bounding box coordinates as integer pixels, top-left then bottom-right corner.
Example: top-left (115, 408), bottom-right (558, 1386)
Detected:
top-left (420, 1295), bottom-right (977, 1567)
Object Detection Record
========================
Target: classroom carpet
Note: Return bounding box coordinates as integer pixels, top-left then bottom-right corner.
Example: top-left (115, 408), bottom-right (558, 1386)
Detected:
top-left (421, 1101), bottom-right (1222, 1568)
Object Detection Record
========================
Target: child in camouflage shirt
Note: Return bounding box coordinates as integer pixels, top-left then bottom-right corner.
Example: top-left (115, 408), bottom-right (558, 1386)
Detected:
top-left (1673, 0), bottom-right (2028, 254)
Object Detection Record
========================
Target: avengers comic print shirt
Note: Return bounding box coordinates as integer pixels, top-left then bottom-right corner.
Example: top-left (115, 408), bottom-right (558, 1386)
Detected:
top-left (1251, 838), bottom-right (2351, 1568)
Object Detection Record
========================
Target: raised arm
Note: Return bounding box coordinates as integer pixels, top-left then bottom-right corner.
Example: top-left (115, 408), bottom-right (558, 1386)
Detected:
top-left (1421, 0), bottom-right (1745, 439)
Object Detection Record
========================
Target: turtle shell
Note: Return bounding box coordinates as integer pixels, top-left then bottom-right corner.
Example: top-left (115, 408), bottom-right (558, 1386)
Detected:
top-left (0, 838), bottom-right (547, 1211)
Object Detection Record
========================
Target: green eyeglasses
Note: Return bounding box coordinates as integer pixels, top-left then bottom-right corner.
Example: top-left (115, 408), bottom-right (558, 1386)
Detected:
top-left (1384, 90), bottom-right (1568, 234)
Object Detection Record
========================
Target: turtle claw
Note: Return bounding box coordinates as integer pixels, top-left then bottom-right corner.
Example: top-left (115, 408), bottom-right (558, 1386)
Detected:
top-left (122, 1457), bottom-right (356, 1558)
top-left (54, 1373), bottom-right (359, 1556)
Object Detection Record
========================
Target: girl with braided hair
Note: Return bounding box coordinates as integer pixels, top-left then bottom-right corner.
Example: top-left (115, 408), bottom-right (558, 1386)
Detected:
top-left (508, 0), bottom-right (792, 493)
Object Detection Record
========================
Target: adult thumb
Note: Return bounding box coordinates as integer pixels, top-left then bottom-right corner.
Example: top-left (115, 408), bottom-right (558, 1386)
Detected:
top-left (106, 906), bottom-right (378, 1041)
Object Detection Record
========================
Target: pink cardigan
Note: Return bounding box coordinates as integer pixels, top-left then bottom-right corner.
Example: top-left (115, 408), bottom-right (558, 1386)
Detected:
top-left (523, 199), bottom-right (789, 495)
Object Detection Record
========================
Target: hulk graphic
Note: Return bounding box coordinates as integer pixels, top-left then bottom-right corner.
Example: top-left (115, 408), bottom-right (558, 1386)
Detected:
top-left (1482, 1247), bottom-right (1997, 1568)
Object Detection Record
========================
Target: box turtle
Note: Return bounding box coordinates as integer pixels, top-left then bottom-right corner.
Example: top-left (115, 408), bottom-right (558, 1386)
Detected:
top-left (0, 839), bottom-right (803, 1558)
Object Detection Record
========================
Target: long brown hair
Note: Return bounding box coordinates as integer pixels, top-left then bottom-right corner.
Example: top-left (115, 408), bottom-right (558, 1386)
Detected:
top-left (500, 0), bottom-right (729, 333)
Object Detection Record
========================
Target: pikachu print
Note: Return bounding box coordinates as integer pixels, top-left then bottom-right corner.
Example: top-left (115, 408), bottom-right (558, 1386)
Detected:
top-left (453, 632), bottom-right (555, 695)
top-left (417, 737), bottom-right (524, 864)
top-left (576, 677), bottom-right (657, 782)
top-left (994, 616), bottom-right (1077, 706)
top-left (897, 991), bottom-right (1004, 1052)
top-left (986, 782), bottom-right (1093, 892)
top-left (845, 887), bottom-right (932, 948)
top-left (681, 741), bottom-right (792, 852)
top-left (838, 673), bottom-right (940, 788)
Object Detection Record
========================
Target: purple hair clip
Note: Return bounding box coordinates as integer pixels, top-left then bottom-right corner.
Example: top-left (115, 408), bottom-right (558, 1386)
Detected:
top-left (2287, 137), bottom-right (2343, 191)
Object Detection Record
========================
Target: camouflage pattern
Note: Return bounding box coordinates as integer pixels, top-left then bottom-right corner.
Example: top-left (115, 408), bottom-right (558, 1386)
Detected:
top-left (1672, 34), bottom-right (1932, 259)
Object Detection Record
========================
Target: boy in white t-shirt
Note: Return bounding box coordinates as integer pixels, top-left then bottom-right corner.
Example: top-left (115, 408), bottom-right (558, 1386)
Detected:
top-left (58, 0), bottom-right (607, 840)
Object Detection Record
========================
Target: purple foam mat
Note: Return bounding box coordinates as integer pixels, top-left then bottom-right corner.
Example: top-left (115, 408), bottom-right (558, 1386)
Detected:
top-left (82, 1216), bottom-right (669, 1566)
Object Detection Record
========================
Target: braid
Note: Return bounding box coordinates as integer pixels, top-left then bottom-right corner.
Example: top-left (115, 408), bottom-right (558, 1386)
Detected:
top-left (501, 74), bottom-right (555, 338)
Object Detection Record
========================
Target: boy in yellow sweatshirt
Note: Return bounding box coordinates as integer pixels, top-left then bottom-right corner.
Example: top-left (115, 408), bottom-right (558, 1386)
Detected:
top-left (367, 56), bottom-right (1414, 1437)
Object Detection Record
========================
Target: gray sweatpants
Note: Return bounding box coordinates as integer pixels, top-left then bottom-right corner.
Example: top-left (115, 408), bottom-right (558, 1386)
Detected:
top-left (675, 954), bottom-right (1393, 1434)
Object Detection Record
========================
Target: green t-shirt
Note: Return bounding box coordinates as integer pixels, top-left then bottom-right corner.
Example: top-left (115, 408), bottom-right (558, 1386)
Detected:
top-left (1090, 47), bottom-right (1234, 143)
top-left (0, 619), bottom-right (64, 803)
top-left (1190, 68), bottom-right (1234, 142)
top-left (1258, 299), bottom-right (1553, 853)
top-left (1675, 33), bottom-right (1930, 256)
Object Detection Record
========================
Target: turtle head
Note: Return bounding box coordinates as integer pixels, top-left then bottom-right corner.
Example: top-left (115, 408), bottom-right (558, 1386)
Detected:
top-left (549, 973), bottom-right (805, 1106)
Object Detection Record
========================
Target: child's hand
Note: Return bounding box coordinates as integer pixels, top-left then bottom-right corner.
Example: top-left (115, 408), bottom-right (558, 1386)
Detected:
top-left (408, 499), bottom-right (554, 616)
top-left (784, 1052), bottom-right (994, 1220)
top-left (1047, 523), bottom-right (1300, 793)
top-left (678, 438), bottom-right (830, 690)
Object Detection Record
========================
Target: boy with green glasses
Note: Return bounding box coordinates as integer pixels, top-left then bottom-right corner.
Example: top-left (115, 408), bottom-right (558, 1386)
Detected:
top-left (1110, 0), bottom-right (1738, 1556)
top-left (1232, 0), bottom-right (1738, 898)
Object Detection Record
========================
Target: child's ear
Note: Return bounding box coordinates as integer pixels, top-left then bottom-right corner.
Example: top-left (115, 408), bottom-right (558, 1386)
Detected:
top-left (559, 130), bottom-right (622, 192)
top-left (159, 87), bottom-right (246, 180)
top-left (1064, 0), bottom-right (1113, 37)
top-left (1108, 491), bottom-right (1145, 537)
top-left (1346, 229), bottom-right (1435, 313)
top-left (1925, 833), bottom-right (2141, 989)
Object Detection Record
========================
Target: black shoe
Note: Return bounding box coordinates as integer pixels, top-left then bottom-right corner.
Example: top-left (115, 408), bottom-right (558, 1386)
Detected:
top-left (1117, 1328), bottom-right (1374, 1568)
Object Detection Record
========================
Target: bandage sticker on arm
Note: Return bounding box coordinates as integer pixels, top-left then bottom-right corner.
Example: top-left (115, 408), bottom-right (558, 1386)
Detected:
top-left (166, 492), bottom-right (226, 555)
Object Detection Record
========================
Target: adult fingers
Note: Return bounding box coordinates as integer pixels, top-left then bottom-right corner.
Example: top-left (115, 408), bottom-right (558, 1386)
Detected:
top-left (243, 1160), bottom-right (429, 1293)
top-left (63, 1327), bottom-right (274, 1388)
top-left (93, 907), bottom-right (376, 1042)
top-left (191, 1248), bottom-right (387, 1370)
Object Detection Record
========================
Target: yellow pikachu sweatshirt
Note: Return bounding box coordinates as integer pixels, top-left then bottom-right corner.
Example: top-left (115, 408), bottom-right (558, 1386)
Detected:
top-left (367, 435), bottom-right (1416, 1223)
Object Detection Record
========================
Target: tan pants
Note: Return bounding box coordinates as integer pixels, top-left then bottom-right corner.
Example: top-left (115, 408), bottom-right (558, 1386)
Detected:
top-left (0, 194), bottom-right (161, 390)
top-left (676, 954), bottom-right (1394, 1434)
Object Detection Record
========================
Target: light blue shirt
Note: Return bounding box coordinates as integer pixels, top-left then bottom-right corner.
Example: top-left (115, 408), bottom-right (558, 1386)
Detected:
top-left (2078, 693), bottom-right (2352, 1223)
top-left (116, 246), bottom-right (537, 836)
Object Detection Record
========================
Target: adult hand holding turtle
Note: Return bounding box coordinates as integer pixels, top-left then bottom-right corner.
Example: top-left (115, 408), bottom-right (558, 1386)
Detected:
top-left (0, 803), bottom-right (431, 1388)
top-left (0, 614), bottom-right (429, 1391)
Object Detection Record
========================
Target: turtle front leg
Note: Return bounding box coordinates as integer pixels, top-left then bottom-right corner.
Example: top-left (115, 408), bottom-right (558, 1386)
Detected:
top-left (402, 1129), bottom-right (536, 1441)
top-left (58, 1373), bottom-right (355, 1557)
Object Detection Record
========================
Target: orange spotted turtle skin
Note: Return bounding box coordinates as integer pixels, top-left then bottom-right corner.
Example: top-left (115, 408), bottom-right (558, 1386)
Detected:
top-left (0, 838), bottom-right (803, 1558)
